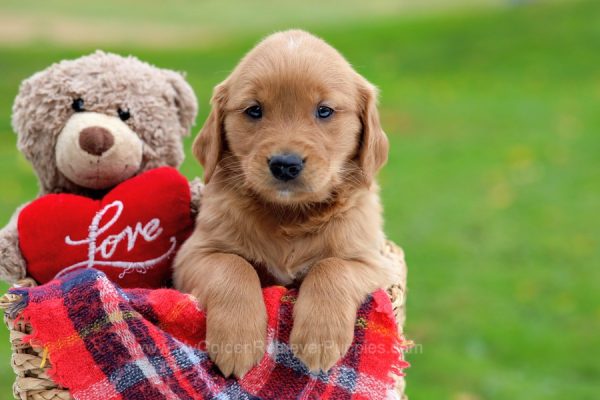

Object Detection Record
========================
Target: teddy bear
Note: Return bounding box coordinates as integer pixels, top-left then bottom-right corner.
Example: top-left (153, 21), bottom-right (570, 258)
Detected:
top-left (0, 51), bottom-right (203, 288)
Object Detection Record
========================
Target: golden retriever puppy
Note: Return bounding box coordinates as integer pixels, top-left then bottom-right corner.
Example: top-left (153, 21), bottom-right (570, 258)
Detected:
top-left (174, 29), bottom-right (398, 378)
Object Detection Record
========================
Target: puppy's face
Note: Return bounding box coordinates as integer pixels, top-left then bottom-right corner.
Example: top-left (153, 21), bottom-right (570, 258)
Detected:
top-left (223, 49), bottom-right (362, 205)
top-left (195, 30), bottom-right (388, 205)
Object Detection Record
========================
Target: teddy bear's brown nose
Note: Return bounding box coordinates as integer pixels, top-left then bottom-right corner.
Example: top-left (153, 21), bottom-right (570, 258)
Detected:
top-left (79, 126), bottom-right (114, 156)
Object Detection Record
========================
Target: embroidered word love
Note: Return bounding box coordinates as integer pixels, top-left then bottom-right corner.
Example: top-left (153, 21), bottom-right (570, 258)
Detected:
top-left (57, 200), bottom-right (177, 279)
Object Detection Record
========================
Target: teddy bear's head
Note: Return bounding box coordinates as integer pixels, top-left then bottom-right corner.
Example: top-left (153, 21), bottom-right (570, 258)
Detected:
top-left (12, 51), bottom-right (198, 195)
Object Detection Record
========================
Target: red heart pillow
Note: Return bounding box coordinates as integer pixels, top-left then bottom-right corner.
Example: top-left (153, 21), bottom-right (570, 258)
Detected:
top-left (18, 167), bottom-right (194, 288)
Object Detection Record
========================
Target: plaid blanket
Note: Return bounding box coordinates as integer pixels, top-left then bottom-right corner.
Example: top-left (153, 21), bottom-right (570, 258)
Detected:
top-left (10, 269), bottom-right (408, 400)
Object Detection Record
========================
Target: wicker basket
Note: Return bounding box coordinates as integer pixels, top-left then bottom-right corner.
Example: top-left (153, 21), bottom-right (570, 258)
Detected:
top-left (1, 241), bottom-right (408, 400)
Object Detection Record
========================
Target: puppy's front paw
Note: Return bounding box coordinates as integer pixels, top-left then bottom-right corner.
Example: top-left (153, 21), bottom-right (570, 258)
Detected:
top-left (206, 294), bottom-right (267, 378)
top-left (289, 296), bottom-right (356, 373)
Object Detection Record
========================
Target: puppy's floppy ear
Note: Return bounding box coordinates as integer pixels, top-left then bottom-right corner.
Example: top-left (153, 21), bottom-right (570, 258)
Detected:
top-left (356, 78), bottom-right (389, 186)
top-left (164, 70), bottom-right (198, 135)
top-left (193, 83), bottom-right (228, 184)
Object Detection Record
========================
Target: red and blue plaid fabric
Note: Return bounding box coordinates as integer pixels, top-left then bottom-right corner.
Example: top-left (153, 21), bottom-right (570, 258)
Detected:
top-left (10, 269), bottom-right (408, 400)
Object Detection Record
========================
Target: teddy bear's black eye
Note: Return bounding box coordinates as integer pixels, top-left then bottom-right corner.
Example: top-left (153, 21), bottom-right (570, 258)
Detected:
top-left (118, 108), bottom-right (131, 121)
top-left (72, 98), bottom-right (85, 112)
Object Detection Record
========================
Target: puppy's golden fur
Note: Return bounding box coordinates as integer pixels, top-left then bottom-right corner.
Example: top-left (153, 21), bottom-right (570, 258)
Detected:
top-left (174, 30), bottom-right (398, 378)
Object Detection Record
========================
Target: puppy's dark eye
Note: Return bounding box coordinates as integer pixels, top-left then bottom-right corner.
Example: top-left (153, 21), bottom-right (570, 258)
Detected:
top-left (118, 108), bottom-right (131, 121)
top-left (245, 105), bottom-right (262, 120)
top-left (316, 105), bottom-right (334, 119)
top-left (72, 98), bottom-right (85, 112)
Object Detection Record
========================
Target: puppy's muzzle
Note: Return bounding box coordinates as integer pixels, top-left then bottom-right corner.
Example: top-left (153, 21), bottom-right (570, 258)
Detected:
top-left (79, 126), bottom-right (114, 156)
top-left (268, 153), bottom-right (304, 182)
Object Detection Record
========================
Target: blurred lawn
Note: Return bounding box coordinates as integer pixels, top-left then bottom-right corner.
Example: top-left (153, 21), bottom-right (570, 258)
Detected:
top-left (1, 0), bottom-right (599, 399)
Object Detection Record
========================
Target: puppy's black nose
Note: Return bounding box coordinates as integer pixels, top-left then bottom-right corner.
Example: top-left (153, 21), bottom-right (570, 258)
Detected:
top-left (269, 153), bottom-right (304, 182)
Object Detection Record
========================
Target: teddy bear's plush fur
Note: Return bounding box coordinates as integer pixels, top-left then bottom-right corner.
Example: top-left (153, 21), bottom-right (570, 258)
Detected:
top-left (0, 51), bottom-right (201, 283)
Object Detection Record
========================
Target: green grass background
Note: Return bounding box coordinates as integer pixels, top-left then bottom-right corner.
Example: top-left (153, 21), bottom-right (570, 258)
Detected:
top-left (0, 0), bottom-right (598, 398)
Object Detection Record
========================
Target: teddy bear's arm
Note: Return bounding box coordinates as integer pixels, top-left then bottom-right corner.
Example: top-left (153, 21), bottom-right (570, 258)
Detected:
top-left (189, 178), bottom-right (204, 219)
top-left (0, 205), bottom-right (28, 284)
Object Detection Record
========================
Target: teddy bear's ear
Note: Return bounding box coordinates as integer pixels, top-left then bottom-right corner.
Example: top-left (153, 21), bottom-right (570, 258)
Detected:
top-left (11, 73), bottom-right (37, 139)
top-left (164, 70), bottom-right (198, 135)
